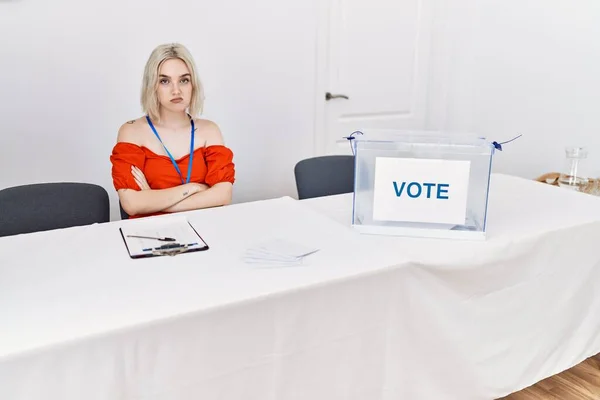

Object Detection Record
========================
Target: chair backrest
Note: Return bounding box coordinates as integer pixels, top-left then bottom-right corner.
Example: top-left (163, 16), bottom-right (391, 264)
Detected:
top-left (0, 182), bottom-right (110, 237)
top-left (119, 202), bottom-right (129, 220)
top-left (294, 155), bottom-right (355, 200)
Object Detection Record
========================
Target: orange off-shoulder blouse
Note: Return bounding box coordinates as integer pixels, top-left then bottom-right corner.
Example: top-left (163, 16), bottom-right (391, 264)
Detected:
top-left (110, 142), bottom-right (235, 218)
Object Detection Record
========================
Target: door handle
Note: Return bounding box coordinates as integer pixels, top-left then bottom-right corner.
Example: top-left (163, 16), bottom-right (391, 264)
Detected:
top-left (325, 92), bottom-right (349, 101)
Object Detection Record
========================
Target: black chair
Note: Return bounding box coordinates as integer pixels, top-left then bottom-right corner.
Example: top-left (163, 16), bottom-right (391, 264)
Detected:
top-left (294, 155), bottom-right (355, 200)
top-left (119, 202), bottom-right (129, 220)
top-left (0, 182), bottom-right (110, 237)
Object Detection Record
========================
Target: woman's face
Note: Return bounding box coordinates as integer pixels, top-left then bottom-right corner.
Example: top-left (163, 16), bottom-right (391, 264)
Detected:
top-left (156, 58), bottom-right (193, 115)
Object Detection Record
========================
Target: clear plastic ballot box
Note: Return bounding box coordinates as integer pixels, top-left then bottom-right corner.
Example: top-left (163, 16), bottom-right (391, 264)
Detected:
top-left (350, 131), bottom-right (495, 240)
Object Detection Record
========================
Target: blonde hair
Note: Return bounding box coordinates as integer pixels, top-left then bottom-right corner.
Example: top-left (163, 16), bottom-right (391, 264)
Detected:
top-left (141, 43), bottom-right (204, 121)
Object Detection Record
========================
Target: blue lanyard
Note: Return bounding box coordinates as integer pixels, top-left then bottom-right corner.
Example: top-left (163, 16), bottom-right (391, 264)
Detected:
top-left (146, 116), bottom-right (195, 184)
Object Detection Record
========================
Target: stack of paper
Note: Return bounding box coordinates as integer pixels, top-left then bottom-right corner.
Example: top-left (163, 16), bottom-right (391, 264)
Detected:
top-left (244, 239), bottom-right (320, 267)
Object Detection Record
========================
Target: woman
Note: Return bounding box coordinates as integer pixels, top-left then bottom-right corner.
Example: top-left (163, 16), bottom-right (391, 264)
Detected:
top-left (110, 43), bottom-right (235, 218)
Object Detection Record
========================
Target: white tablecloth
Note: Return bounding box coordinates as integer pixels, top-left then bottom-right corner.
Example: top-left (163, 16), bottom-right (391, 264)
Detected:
top-left (2, 174), bottom-right (600, 399)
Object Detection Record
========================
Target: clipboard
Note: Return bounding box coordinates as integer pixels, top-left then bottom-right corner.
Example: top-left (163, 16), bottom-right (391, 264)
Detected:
top-left (119, 217), bottom-right (209, 259)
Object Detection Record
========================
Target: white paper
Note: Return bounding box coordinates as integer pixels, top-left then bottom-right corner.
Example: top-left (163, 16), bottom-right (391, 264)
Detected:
top-left (252, 239), bottom-right (319, 258)
top-left (244, 239), bottom-right (319, 268)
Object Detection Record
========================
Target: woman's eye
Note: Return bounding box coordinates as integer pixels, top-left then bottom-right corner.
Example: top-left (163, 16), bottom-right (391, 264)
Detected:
top-left (180, 78), bottom-right (190, 84)
top-left (160, 79), bottom-right (169, 85)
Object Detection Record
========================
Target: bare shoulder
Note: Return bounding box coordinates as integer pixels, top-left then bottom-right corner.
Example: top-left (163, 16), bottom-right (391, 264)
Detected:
top-left (116, 117), bottom-right (147, 145)
top-left (194, 118), bottom-right (225, 146)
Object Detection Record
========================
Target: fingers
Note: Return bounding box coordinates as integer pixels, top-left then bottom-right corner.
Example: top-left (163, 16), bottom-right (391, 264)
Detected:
top-left (131, 166), bottom-right (150, 190)
top-left (131, 167), bottom-right (143, 183)
top-left (131, 165), bottom-right (143, 177)
top-left (133, 175), bottom-right (147, 191)
top-left (131, 166), bottom-right (143, 181)
top-left (134, 177), bottom-right (144, 190)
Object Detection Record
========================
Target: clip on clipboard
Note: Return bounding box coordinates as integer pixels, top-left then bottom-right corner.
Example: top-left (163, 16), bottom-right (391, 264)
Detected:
top-left (119, 217), bottom-right (209, 259)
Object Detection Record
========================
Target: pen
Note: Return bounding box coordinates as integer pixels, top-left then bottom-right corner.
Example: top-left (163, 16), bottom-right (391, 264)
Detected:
top-left (143, 243), bottom-right (198, 252)
top-left (127, 235), bottom-right (176, 242)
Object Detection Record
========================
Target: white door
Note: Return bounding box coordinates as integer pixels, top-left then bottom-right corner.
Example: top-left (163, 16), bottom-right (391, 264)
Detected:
top-left (315, 0), bottom-right (434, 155)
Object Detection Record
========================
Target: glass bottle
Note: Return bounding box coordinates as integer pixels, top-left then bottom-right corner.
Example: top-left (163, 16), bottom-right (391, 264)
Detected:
top-left (558, 146), bottom-right (589, 191)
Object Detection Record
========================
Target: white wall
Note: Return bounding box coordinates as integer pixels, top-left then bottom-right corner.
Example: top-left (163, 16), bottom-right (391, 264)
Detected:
top-left (428, 0), bottom-right (600, 179)
top-left (0, 0), bottom-right (319, 220)
top-left (2, 0), bottom-right (600, 221)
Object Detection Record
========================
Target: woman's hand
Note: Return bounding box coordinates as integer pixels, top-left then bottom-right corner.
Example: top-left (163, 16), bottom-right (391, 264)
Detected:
top-left (132, 166), bottom-right (151, 190)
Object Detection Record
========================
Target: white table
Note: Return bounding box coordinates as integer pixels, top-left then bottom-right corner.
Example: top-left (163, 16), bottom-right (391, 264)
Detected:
top-left (2, 174), bottom-right (600, 399)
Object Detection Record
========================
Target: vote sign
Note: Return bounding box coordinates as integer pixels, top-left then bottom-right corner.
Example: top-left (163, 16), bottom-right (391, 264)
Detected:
top-left (372, 157), bottom-right (471, 225)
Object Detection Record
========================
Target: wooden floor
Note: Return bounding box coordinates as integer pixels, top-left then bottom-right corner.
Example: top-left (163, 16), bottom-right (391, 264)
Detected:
top-left (500, 353), bottom-right (600, 399)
